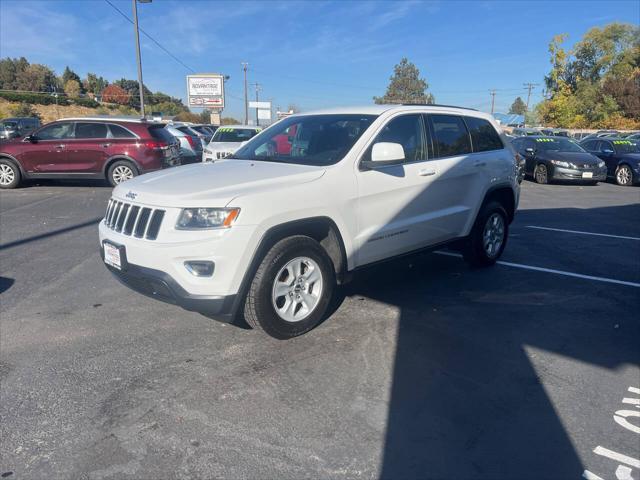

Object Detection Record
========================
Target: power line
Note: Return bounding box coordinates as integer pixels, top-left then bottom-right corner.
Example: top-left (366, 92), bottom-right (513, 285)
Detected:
top-left (103, 0), bottom-right (195, 74)
top-left (523, 82), bottom-right (540, 111)
top-left (489, 89), bottom-right (497, 114)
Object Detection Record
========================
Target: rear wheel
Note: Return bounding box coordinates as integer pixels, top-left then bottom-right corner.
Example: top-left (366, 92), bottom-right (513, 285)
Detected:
top-left (0, 159), bottom-right (21, 189)
top-left (243, 236), bottom-right (335, 339)
top-left (463, 201), bottom-right (509, 268)
top-left (534, 163), bottom-right (549, 184)
top-left (107, 160), bottom-right (138, 187)
top-left (615, 164), bottom-right (633, 186)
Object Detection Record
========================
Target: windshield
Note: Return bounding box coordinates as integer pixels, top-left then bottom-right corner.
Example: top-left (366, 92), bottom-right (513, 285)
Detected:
top-left (535, 137), bottom-right (585, 153)
top-left (1, 121), bottom-right (18, 130)
top-left (612, 140), bottom-right (640, 154)
top-left (233, 114), bottom-right (378, 166)
top-left (212, 128), bottom-right (260, 143)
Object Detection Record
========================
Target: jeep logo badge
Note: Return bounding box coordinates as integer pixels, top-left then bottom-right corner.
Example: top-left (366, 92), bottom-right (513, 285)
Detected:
top-left (125, 191), bottom-right (137, 200)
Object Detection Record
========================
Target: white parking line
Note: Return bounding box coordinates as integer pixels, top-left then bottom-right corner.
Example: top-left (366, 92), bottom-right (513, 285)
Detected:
top-left (526, 225), bottom-right (640, 241)
top-left (434, 251), bottom-right (640, 288)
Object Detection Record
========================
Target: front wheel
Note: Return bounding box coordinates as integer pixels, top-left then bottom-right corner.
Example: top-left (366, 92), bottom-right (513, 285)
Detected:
top-left (463, 201), bottom-right (509, 268)
top-left (107, 160), bottom-right (138, 187)
top-left (243, 236), bottom-right (335, 339)
top-left (0, 159), bottom-right (21, 189)
top-left (534, 163), bottom-right (549, 184)
top-left (615, 165), bottom-right (633, 186)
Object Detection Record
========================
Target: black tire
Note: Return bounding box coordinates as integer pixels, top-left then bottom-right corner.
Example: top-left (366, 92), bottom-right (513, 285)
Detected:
top-left (243, 236), bottom-right (335, 339)
top-left (463, 201), bottom-right (509, 268)
top-left (534, 163), bottom-right (549, 184)
top-left (615, 164), bottom-right (633, 186)
top-left (107, 160), bottom-right (138, 187)
top-left (0, 159), bottom-right (21, 189)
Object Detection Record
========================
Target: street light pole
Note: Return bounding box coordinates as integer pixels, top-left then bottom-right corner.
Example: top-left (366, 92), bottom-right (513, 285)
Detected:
top-left (132, 0), bottom-right (149, 118)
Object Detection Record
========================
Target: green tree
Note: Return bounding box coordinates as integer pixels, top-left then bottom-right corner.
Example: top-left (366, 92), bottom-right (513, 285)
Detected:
top-left (61, 66), bottom-right (83, 92)
top-left (83, 73), bottom-right (108, 95)
top-left (64, 79), bottom-right (81, 98)
top-left (114, 78), bottom-right (153, 108)
top-left (152, 101), bottom-right (186, 116)
top-left (15, 63), bottom-right (58, 92)
top-left (0, 58), bottom-right (18, 89)
top-left (509, 97), bottom-right (527, 115)
top-left (374, 58), bottom-right (435, 104)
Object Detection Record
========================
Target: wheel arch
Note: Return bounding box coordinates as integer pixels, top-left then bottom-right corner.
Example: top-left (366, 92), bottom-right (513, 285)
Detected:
top-left (482, 184), bottom-right (516, 224)
top-left (102, 155), bottom-right (141, 177)
top-left (0, 154), bottom-right (26, 177)
top-left (229, 216), bottom-right (349, 323)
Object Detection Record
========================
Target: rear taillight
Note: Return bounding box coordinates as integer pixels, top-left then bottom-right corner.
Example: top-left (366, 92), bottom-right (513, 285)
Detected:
top-left (184, 135), bottom-right (196, 149)
top-left (145, 141), bottom-right (167, 150)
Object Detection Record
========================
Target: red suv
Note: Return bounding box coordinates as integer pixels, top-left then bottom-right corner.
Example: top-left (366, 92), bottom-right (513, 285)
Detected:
top-left (0, 117), bottom-right (180, 189)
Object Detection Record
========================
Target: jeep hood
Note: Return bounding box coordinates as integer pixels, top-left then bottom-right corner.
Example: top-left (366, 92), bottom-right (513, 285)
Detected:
top-left (112, 160), bottom-right (326, 207)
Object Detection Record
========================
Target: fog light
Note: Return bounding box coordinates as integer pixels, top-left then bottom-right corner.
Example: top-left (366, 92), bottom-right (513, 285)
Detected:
top-left (184, 261), bottom-right (214, 277)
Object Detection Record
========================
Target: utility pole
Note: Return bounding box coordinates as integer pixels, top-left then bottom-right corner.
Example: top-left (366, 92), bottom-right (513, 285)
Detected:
top-left (251, 82), bottom-right (262, 126)
top-left (241, 62), bottom-right (248, 125)
top-left (523, 82), bottom-right (539, 111)
top-left (489, 89), bottom-right (497, 114)
top-left (132, 0), bottom-right (150, 119)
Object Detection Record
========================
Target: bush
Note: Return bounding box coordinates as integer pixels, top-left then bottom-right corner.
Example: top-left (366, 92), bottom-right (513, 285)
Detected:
top-left (70, 97), bottom-right (99, 108)
top-left (0, 90), bottom-right (69, 106)
top-left (9, 102), bottom-right (41, 120)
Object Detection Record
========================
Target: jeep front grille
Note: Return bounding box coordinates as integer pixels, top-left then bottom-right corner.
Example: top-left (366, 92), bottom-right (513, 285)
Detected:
top-left (104, 199), bottom-right (165, 240)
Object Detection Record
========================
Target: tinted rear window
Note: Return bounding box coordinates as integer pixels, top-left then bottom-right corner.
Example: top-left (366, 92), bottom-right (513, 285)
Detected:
top-left (149, 125), bottom-right (176, 143)
top-left (75, 122), bottom-right (108, 139)
top-left (109, 124), bottom-right (136, 138)
top-left (465, 117), bottom-right (503, 152)
top-left (430, 115), bottom-right (471, 157)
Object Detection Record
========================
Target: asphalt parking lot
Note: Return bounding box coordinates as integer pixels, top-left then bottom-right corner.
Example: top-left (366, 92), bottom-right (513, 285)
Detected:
top-left (1, 179), bottom-right (639, 479)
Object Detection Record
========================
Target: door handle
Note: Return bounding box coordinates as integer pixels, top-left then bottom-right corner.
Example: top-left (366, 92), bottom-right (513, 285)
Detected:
top-left (474, 161), bottom-right (487, 167)
top-left (54, 144), bottom-right (65, 149)
top-left (101, 143), bottom-right (112, 148)
top-left (418, 169), bottom-right (436, 176)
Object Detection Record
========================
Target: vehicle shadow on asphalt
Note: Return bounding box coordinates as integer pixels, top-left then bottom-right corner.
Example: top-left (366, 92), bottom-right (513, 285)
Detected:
top-left (341, 204), bottom-right (640, 479)
top-left (0, 217), bottom-right (104, 250)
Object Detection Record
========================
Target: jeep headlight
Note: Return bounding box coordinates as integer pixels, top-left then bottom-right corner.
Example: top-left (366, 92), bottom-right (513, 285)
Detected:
top-left (550, 159), bottom-right (570, 168)
top-left (176, 208), bottom-right (240, 229)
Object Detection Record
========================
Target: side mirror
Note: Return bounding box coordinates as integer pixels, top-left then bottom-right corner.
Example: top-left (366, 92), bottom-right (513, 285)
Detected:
top-left (524, 147), bottom-right (535, 156)
top-left (362, 142), bottom-right (405, 169)
top-left (24, 134), bottom-right (37, 143)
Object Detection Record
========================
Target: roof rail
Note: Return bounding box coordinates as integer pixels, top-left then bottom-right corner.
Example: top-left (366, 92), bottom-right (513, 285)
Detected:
top-left (400, 103), bottom-right (478, 111)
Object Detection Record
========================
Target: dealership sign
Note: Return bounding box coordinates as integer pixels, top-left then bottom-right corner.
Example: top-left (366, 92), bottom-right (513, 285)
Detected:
top-left (187, 74), bottom-right (224, 109)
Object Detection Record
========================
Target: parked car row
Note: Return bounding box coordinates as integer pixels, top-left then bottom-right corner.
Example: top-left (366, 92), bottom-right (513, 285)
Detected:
top-left (511, 127), bottom-right (639, 143)
top-left (0, 117), bottom-right (223, 189)
top-left (510, 134), bottom-right (639, 186)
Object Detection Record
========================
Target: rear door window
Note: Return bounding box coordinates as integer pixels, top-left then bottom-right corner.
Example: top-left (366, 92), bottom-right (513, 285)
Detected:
top-left (108, 124), bottom-right (137, 139)
top-left (464, 117), bottom-right (503, 152)
top-left (429, 115), bottom-right (472, 158)
top-left (75, 122), bottom-right (108, 139)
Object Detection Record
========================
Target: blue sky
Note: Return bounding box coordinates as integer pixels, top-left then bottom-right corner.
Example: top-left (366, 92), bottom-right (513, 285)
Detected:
top-left (1, 0), bottom-right (638, 119)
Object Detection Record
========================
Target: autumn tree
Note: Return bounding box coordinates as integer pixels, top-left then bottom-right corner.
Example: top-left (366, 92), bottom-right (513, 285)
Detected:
top-left (509, 97), bottom-right (527, 115)
top-left (374, 58), bottom-right (435, 105)
top-left (101, 84), bottom-right (130, 105)
top-left (64, 79), bottom-right (81, 98)
top-left (62, 66), bottom-right (83, 93)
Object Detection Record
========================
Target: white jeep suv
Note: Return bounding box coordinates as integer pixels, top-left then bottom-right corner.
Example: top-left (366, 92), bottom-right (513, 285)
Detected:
top-left (99, 105), bottom-right (519, 339)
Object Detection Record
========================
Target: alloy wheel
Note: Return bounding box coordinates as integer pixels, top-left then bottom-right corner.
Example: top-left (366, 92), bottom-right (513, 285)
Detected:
top-left (112, 165), bottom-right (134, 184)
top-left (0, 164), bottom-right (15, 186)
top-left (271, 256), bottom-right (324, 322)
top-left (535, 164), bottom-right (548, 184)
top-left (482, 213), bottom-right (505, 258)
top-left (616, 166), bottom-right (632, 186)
